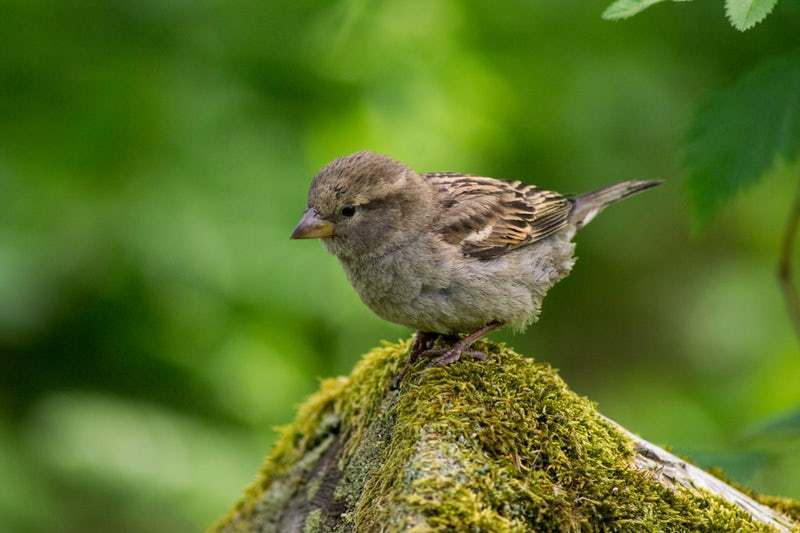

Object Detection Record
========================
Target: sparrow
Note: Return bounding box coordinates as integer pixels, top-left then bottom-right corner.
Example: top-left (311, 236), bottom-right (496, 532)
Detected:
top-left (291, 151), bottom-right (661, 377)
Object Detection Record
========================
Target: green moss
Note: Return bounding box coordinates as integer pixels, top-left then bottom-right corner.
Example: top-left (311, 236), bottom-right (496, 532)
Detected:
top-left (212, 375), bottom-right (350, 531)
top-left (757, 496), bottom-right (800, 524)
top-left (214, 338), bottom-right (798, 532)
top-left (707, 467), bottom-right (800, 525)
top-left (303, 509), bottom-right (322, 533)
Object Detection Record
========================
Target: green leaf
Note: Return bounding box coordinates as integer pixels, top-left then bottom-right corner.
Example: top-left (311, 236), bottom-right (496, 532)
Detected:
top-left (725, 0), bottom-right (780, 31)
top-left (685, 50), bottom-right (800, 226)
top-left (602, 0), bottom-right (691, 20)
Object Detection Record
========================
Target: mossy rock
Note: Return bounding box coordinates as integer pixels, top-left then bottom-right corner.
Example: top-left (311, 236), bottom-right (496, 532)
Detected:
top-left (214, 339), bottom-right (799, 532)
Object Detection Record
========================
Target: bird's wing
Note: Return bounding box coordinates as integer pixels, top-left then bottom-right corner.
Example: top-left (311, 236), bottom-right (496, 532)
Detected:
top-left (423, 172), bottom-right (574, 260)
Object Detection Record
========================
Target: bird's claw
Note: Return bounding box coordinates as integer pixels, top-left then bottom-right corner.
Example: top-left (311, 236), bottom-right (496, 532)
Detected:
top-left (392, 329), bottom-right (492, 388)
top-left (392, 332), bottom-right (438, 389)
top-left (421, 347), bottom-right (487, 367)
top-left (463, 350), bottom-right (487, 361)
top-left (409, 332), bottom-right (439, 361)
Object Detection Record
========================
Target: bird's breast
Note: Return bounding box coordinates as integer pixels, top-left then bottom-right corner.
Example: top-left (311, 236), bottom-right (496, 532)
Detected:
top-left (341, 250), bottom-right (423, 309)
top-left (337, 238), bottom-right (452, 327)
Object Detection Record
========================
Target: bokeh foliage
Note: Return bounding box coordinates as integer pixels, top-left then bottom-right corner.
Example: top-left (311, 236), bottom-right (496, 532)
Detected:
top-left (685, 49), bottom-right (800, 227)
top-left (605, 0), bottom-right (800, 226)
top-left (1, 0), bottom-right (799, 531)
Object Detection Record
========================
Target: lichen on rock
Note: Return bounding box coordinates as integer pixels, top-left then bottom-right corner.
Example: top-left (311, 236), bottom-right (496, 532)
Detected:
top-left (213, 339), bottom-right (798, 532)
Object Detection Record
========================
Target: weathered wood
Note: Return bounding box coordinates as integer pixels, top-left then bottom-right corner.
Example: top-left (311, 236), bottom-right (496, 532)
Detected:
top-left (607, 418), bottom-right (796, 532)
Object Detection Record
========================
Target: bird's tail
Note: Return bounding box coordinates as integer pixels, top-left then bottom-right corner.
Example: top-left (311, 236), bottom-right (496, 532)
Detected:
top-left (570, 179), bottom-right (663, 228)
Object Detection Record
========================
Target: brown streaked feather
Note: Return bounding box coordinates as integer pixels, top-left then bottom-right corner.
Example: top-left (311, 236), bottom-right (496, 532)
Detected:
top-left (423, 173), bottom-right (574, 260)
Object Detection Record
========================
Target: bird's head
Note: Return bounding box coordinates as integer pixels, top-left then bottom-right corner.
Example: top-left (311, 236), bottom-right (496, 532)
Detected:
top-left (291, 151), bottom-right (430, 259)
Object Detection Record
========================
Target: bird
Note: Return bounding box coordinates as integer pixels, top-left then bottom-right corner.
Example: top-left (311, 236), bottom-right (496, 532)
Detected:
top-left (291, 151), bottom-right (661, 379)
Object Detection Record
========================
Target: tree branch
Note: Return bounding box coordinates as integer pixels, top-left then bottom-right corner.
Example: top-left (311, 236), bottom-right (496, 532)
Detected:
top-left (605, 417), bottom-right (796, 532)
top-left (215, 341), bottom-right (798, 532)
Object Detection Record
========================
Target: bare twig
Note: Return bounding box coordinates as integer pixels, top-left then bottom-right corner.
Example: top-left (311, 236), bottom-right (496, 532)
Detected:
top-left (778, 177), bottom-right (800, 342)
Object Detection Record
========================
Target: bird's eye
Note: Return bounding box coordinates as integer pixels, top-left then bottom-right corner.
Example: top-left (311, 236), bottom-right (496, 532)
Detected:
top-left (341, 205), bottom-right (356, 217)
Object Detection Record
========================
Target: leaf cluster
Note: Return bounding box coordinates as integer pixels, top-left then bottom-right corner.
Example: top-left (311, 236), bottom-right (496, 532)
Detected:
top-left (604, 0), bottom-right (800, 226)
top-left (603, 0), bottom-right (779, 32)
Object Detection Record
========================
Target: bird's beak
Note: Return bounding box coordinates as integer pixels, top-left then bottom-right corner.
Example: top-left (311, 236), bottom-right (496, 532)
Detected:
top-left (290, 209), bottom-right (335, 240)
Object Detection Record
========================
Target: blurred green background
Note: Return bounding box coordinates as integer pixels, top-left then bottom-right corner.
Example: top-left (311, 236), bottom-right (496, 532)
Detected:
top-left (2, 0), bottom-right (800, 530)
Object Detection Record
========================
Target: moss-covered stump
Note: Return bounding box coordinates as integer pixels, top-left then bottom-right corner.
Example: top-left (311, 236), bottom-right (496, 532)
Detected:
top-left (214, 339), bottom-right (799, 532)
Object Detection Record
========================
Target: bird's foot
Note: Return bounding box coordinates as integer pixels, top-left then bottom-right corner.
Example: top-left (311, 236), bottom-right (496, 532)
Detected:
top-left (409, 331), bottom-right (439, 359)
top-left (421, 321), bottom-right (501, 368)
top-left (392, 331), bottom-right (440, 388)
top-left (420, 346), bottom-right (488, 367)
top-left (392, 324), bottom-right (500, 387)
